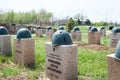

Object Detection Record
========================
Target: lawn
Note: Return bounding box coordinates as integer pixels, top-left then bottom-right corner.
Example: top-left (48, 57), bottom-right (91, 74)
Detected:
top-left (0, 26), bottom-right (113, 80)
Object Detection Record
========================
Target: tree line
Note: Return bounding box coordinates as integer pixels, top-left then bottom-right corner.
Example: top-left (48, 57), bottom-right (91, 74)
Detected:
top-left (0, 9), bottom-right (53, 24)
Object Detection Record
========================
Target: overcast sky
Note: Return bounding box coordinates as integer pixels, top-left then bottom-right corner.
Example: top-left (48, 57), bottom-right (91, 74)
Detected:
top-left (0, 0), bottom-right (120, 22)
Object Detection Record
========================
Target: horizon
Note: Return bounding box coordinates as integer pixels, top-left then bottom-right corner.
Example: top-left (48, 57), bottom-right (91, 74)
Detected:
top-left (0, 0), bottom-right (120, 23)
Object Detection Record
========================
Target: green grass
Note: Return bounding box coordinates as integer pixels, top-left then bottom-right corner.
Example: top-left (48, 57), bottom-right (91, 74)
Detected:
top-left (0, 26), bottom-right (112, 80)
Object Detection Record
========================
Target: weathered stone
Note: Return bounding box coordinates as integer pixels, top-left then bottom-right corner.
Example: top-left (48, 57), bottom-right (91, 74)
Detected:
top-left (99, 29), bottom-right (106, 37)
top-left (110, 33), bottom-right (120, 47)
top-left (36, 29), bottom-right (42, 36)
top-left (71, 31), bottom-right (81, 41)
top-left (46, 42), bottom-right (78, 80)
top-left (88, 32), bottom-right (100, 44)
top-left (46, 30), bottom-right (54, 39)
top-left (107, 54), bottom-right (120, 80)
top-left (0, 35), bottom-right (11, 56)
top-left (14, 38), bottom-right (35, 66)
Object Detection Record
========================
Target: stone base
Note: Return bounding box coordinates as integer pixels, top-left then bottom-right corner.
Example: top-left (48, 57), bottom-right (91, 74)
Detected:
top-left (14, 38), bottom-right (35, 66)
top-left (110, 33), bottom-right (120, 47)
top-left (71, 31), bottom-right (81, 41)
top-left (107, 54), bottom-right (120, 80)
top-left (36, 29), bottom-right (42, 36)
top-left (0, 35), bottom-right (11, 56)
top-left (46, 42), bottom-right (78, 80)
top-left (46, 30), bottom-right (54, 39)
top-left (99, 30), bottom-right (106, 37)
top-left (88, 32), bottom-right (100, 44)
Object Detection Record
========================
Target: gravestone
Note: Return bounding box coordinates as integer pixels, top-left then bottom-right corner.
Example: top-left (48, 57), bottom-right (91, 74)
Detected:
top-left (46, 27), bottom-right (54, 39)
top-left (88, 32), bottom-right (100, 44)
top-left (36, 29), bottom-right (42, 36)
top-left (14, 28), bottom-right (35, 66)
top-left (110, 33), bottom-right (120, 47)
top-left (107, 41), bottom-right (120, 80)
top-left (46, 30), bottom-right (78, 80)
top-left (99, 29), bottom-right (106, 37)
top-left (0, 26), bottom-right (11, 56)
top-left (71, 26), bottom-right (81, 41)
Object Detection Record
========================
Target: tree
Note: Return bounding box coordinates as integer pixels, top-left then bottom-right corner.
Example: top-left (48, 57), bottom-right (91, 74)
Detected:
top-left (85, 19), bottom-right (91, 25)
top-left (66, 17), bottom-right (75, 32)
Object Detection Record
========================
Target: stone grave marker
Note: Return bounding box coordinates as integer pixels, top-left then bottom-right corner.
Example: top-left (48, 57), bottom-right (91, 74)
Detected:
top-left (46, 26), bottom-right (54, 39)
top-left (0, 26), bottom-right (11, 56)
top-left (71, 26), bottom-right (81, 41)
top-left (46, 30), bottom-right (78, 80)
top-left (88, 27), bottom-right (100, 44)
top-left (110, 27), bottom-right (120, 47)
top-left (14, 28), bottom-right (35, 66)
top-left (35, 26), bottom-right (42, 36)
top-left (99, 26), bottom-right (106, 37)
top-left (107, 41), bottom-right (120, 80)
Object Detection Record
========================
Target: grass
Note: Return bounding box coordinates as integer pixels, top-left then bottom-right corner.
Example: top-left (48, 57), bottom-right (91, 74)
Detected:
top-left (0, 26), bottom-right (112, 80)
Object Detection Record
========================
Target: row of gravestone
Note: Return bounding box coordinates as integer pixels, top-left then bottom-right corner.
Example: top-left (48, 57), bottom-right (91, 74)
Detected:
top-left (36, 26), bottom-right (106, 44)
top-left (0, 25), bottom-right (119, 80)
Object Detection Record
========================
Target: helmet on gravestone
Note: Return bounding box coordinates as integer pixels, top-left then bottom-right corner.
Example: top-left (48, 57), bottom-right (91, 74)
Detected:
top-left (115, 40), bottom-right (120, 59)
top-left (16, 28), bottom-right (32, 39)
top-left (88, 26), bottom-right (92, 31)
top-left (100, 26), bottom-right (105, 30)
top-left (58, 26), bottom-right (64, 30)
top-left (47, 26), bottom-right (52, 31)
top-left (112, 27), bottom-right (120, 34)
top-left (52, 30), bottom-right (72, 46)
top-left (0, 26), bottom-right (8, 35)
top-left (90, 27), bottom-right (98, 32)
top-left (73, 26), bottom-right (80, 32)
top-left (36, 26), bottom-right (41, 29)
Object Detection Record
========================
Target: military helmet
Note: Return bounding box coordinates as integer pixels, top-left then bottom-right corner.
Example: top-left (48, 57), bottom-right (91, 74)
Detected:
top-left (58, 26), bottom-right (64, 30)
top-left (36, 26), bottom-right (41, 29)
top-left (112, 27), bottom-right (120, 34)
top-left (115, 41), bottom-right (120, 59)
top-left (100, 26), bottom-right (105, 30)
top-left (52, 30), bottom-right (72, 46)
top-left (47, 26), bottom-right (52, 31)
top-left (16, 28), bottom-right (32, 39)
top-left (90, 27), bottom-right (98, 32)
top-left (88, 26), bottom-right (92, 30)
top-left (0, 26), bottom-right (8, 35)
top-left (73, 26), bottom-right (80, 32)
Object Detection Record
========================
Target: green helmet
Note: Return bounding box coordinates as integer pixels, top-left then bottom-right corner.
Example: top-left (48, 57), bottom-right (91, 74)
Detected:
top-left (52, 30), bottom-right (72, 46)
top-left (115, 40), bottom-right (120, 59)
top-left (100, 26), bottom-right (105, 30)
top-left (47, 26), bottom-right (52, 31)
top-left (73, 26), bottom-right (80, 32)
top-left (36, 26), bottom-right (41, 29)
top-left (58, 26), bottom-right (64, 30)
top-left (112, 27), bottom-right (120, 34)
top-left (0, 26), bottom-right (8, 35)
top-left (16, 28), bottom-right (32, 39)
top-left (90, 27), bottom-right (98, 32)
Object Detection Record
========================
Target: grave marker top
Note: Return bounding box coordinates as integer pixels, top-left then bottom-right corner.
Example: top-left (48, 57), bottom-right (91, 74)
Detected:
top-left (88, 26), bottom-right (92, 31)
top-left (100, 26), bottom-right (105, 30)
top-left (58, 26), bottom-right (64, 30)
top-left (112, 27), bottom-right (120, 34)
top-left (16, 28), bottom-right (31, 39)
top-left (52, 30), bottom-right (72, 46)
top-left (47, 26), bottom-right (52, 31)
top-left (115, 40), bottom-right (120, 59)
top-left (36, 26), bottom-right (41, 29)
top-left (73, 26), bottom-right (80, 32)
top-left (0, 26), bottom-right (8, 35)
top-left (90, 27), bottom-right (98, 32)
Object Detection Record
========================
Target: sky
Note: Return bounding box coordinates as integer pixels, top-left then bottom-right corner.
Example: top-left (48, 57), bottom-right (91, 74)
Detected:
top-left (0, 0), bottom-right (120, 23)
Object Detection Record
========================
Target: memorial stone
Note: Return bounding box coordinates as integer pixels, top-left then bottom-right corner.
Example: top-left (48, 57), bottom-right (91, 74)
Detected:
top-left (14, 28), bottom-right (35, 66)
top-left (46, 30), bottom-right (78, 80)
top-left (0, 26), bottom-right (11, 56)
top-left (99, 26), bottom-right (106, 37)
top-left (36, 26), bottom-right (42, 36)
top-left (46, 26), bottom-right (54, 39)
top-left (88, 27), bottom-right (100, 44)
